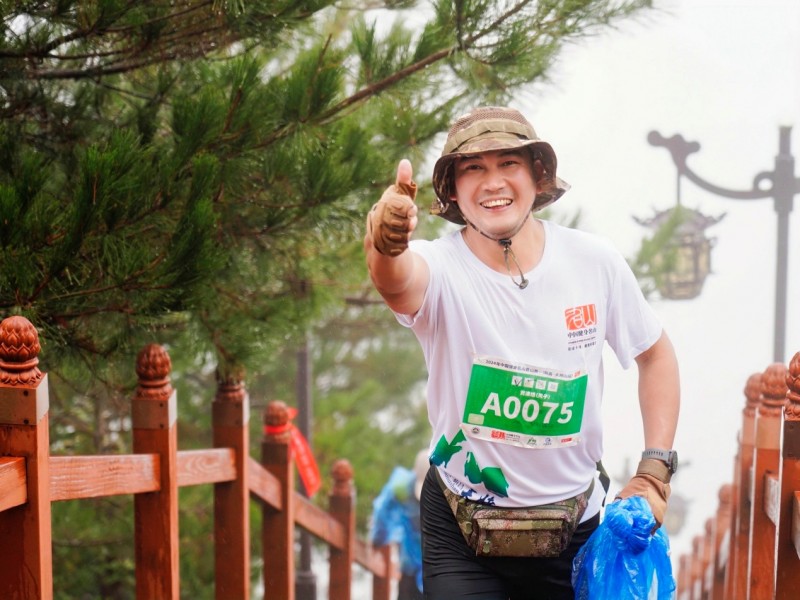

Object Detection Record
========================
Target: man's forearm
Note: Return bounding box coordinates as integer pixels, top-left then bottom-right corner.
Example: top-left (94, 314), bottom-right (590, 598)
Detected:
top-left (636, 332), bottom-right (680, 449)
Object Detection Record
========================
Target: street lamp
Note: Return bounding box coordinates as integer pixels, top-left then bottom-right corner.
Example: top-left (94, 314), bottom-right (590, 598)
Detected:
top-left (647, 127), bottom-right (798, 363)
top-left (634, 199), bottom-right (724, 301)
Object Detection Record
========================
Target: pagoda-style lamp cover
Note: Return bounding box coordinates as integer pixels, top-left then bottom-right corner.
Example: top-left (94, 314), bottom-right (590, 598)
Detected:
top-left (634, 205), bottom-right (725, 300)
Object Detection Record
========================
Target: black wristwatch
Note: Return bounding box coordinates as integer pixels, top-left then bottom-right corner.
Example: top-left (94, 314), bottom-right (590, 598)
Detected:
top-left (641, 448), bottom-right (678, 475)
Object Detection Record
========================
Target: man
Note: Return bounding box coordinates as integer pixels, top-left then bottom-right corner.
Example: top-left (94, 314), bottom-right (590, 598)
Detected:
top-left (364, 106), bottom-right (680, 599)
top-left (370, 450), bottom-right (429, 600)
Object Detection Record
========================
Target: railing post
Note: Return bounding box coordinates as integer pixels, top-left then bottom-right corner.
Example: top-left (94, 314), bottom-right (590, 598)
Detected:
top-left (213, 371), bottom-right (251, 599)
top-left (677, 554), bottom-right (690, 600)
top-left (726, 372), bottom-right (761, 600)
top-left (262, 401), bottom-right (295, 600)
top-left (689, 534), bottom-right (703, 600)
top-left (747, 363), bottom-right (788, 600)
top-left (371, 545), bottom-right (393, 600)
top-left (0, 316), bottom-right (52, 599)
top-left (711, 484), bottom-right (732, 600)
top-left (701, 518), bottom-right (714, 598)
top-left (329, 459), bottom-right (355, 600)
top-left (775, 351), bottom-right (800, 595)
top-left (132, 344), bottom-right (179, 599)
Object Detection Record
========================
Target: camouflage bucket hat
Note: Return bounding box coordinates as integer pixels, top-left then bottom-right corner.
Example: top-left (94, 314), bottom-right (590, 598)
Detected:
top-left (431, 106), bottom-right (570, 225)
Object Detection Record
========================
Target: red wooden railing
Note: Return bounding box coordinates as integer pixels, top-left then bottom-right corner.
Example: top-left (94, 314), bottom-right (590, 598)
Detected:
top-left (676, 352), bottom-right (800, 600)
top-left (0, 315), bottom-right (396, 600)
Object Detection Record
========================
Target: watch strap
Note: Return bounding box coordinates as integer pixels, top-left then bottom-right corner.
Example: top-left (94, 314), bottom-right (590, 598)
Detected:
top-left (642, 448), bottom-right (670, 461)
top-left (642, 448), bottom-right (677, 470)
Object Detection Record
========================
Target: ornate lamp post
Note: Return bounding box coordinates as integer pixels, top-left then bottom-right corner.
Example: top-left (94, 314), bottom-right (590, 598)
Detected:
top-left (647, 127), bottom-right (798, 363)
top-left (634, 200), bottom-right (724, 301)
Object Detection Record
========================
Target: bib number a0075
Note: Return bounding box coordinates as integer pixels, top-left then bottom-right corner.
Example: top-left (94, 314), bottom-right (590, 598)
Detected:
top-left (461, 356), bottom-right (588, 449)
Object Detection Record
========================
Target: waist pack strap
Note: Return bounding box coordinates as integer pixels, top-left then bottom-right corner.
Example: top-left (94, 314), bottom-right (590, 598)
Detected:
top-left (596, 461), bottom-right (611, 494)
top-left (433, 467), bottom-right (461, 516)
top-left (434, 466), bottom-right (594, 516)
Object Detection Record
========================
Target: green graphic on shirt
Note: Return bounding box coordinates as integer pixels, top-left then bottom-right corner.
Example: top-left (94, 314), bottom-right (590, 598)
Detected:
top-left (430, 430), bottom-right (466, 467)
top-left (464, 452), bottom-right (509, 497)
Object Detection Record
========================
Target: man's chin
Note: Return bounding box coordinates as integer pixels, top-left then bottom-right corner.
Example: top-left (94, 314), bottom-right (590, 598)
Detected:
top-left (483, 214), bottom-right (530, 240)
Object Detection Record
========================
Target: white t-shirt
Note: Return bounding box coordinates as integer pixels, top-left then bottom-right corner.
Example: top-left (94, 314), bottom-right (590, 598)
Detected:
top-left (395, 220), bottom-right (662, 517)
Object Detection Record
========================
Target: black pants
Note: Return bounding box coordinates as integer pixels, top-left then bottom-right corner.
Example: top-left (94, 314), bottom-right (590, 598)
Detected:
top-left (420, 466), bottom-right (599, 600)
top-left (398, 573), bottom-right (424, 600)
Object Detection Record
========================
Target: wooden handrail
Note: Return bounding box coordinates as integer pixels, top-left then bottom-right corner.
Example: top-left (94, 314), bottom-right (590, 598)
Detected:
top-left (0, 457), bottom-right (26, 511)
top-left (46, 448), bottom-right (238, 503)
top-left (246, 456), bottom-right (391, 578)
top-left (49, 454), bottom-right (159, 501)
top-left (6, 451), bottom-right (394, 583)
top-left (678, 353), bottom-right (800, 600)
top-left (247, 455), bottom-right (282, 509)
top-left (295, 487), bottom-right (346, 549)
top-left (0, 316), bottom-right (396, 600)
top-left (178, 448), bottom-right (236, 486)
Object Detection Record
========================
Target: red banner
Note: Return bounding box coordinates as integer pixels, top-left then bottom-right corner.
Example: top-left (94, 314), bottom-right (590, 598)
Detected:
top-left (264, 407), bottom-right (321, 498)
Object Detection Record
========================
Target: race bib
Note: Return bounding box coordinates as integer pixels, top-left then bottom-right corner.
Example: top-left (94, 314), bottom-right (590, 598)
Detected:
top-left (461, 356), bottom-right (588, 449)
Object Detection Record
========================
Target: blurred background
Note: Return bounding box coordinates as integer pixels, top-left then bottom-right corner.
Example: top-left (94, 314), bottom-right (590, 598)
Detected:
top-left (3, 0), bottom-right (798, 595)
top-left (521, 0), bottom-right (800, 562)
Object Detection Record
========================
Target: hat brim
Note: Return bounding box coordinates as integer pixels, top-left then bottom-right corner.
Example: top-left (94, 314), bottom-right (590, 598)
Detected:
top-left (431, 138), bottom-right (569, 225)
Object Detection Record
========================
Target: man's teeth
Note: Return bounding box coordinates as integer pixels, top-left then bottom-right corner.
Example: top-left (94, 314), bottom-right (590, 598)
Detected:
top-left (481, 199), bottom-right (511, 208)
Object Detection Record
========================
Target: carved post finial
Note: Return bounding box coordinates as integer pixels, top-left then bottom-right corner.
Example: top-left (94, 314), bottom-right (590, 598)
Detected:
top-left (760, 362), bottom-right (789, 416)
top-left (718, 483), bottom-right (733, 506)
top-left (785, 352), bottom-right (800, 420)
top-left (215, 368), bottom-right (245, 403)
top-left (264, 400), bottom-right (292, 442)
top-left (744, 372), bottom-right (763, 416)
top-left (135, 343), bottom-right (173, 401)
top-left (0, 315), bottom-right (44, 386)
top-left (331, 459), bottom-right (354, 497)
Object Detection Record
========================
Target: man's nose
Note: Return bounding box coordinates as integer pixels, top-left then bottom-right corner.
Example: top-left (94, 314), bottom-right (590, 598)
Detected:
top-left (482, 168), bottom-right (505, 191)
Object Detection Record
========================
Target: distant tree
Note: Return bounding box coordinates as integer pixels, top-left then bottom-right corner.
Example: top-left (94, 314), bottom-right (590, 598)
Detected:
top-left (1, 0), bottom-right (653, 596)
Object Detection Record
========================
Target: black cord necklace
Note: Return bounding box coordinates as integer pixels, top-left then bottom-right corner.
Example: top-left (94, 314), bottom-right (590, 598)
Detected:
top-left (461, 212), bottom-right (531, 290)
top-left (498, 238), bottom-right (529, 289)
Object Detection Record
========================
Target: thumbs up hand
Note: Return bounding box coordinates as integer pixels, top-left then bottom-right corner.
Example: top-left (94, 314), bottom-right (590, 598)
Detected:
top-left (367, 159), bottom-right (418, 257)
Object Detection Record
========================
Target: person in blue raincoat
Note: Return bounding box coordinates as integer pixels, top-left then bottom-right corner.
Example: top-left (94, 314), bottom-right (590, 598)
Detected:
top-left (370, 450), bottom-right (428, 600)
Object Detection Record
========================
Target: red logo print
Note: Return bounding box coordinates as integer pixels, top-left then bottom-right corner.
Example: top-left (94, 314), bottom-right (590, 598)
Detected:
top-left (491, 430), bottom-right (506, 440)
top-left (565, 305), bottom-right (597, 331)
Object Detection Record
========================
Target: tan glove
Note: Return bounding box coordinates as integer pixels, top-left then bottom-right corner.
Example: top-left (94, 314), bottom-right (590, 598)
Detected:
top-left (367, 179), bottom-right (417, 257)
top-left (615, 459), bottom-right (671, 529)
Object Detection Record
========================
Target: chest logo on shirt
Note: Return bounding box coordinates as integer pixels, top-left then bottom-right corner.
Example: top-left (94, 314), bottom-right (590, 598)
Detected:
top-left (564, 304), bottom-right (599, 351)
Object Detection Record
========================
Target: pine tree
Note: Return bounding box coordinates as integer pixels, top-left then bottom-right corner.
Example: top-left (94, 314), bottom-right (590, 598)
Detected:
top-left (2, 0), bottom-right (651, 373)
top-left (1, 1), bottom-right (653, 595)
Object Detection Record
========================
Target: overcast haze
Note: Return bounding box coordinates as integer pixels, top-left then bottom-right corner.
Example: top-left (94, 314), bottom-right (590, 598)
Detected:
top-left (517, 0), bottom-right (800, 561)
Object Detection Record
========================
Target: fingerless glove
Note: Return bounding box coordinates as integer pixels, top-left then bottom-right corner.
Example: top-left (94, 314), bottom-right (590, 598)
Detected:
top-left (615, 459), bottom-right (671, 528)
top-left (367, 180), bottom-right (417, 256)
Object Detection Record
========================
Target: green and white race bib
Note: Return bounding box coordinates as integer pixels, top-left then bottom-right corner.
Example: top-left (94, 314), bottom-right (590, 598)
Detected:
top-left (461, 355), bottom-right (588, 449)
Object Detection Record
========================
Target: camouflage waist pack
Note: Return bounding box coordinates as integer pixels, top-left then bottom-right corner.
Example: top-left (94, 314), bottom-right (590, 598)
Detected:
top-left (440, 479), bottom-right (593, 558)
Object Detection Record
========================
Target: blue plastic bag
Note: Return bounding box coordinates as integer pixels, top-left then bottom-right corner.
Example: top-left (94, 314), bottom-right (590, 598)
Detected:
top-left (572, 496), bottom-right (675, 600)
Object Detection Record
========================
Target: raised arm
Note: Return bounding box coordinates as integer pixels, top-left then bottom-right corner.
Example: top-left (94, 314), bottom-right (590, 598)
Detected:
top-left (364, 159), bottom-right (430, 316)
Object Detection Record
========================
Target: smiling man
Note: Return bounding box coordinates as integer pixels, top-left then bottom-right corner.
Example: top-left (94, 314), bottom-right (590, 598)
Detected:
top-left (364, 106), bottom-right (680, 599)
